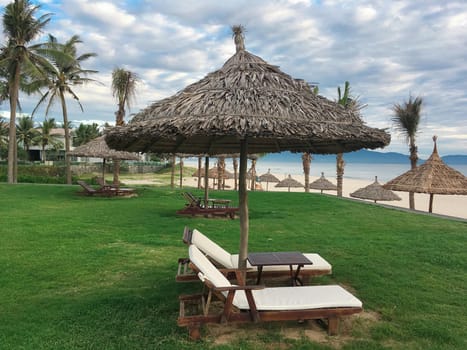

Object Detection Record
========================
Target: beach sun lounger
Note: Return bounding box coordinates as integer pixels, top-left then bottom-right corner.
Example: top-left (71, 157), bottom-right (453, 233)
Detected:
top-left (177, 227), bottom-right (332, 283)
top-left (178, 245), bottom-right (362, 339)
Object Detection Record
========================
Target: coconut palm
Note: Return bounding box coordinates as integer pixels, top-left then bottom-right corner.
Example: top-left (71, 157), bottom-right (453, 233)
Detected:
top-left (73, 123), bottom-right (101, 146)
top-left (0, 116), bottom-right (8, 151)
top-left (16, 115), bottom-right (37, 160)
top-left (111, 68), bottom-right (138, 184)
top-left (33, 117), bottom-right (62, 162)
top-left (392, 96), bottom-right (423, 210)
top-left (1, 0), bottom-right (51, 183)
top-left (32, 34), bottom-right (98, 184)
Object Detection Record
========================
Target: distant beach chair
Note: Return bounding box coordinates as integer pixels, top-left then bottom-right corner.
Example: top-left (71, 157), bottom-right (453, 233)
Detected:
top-left (177, 192), bottom-right (239, 219)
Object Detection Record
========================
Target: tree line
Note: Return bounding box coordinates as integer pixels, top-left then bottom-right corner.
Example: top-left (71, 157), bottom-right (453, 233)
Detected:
top-left (0, 0), bottom-right (138, 185)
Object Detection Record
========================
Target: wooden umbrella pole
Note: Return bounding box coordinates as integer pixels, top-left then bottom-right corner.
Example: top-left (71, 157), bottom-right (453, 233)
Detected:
top-left (238, 138), bottom-right (249, 271)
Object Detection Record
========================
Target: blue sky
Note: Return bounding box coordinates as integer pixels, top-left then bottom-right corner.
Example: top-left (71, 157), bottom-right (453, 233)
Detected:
top-left (1, 0), bottom-right (466, 157)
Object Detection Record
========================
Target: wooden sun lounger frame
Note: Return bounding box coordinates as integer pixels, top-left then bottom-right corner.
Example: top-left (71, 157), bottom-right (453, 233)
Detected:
top-left (176, 192), bottom-right (239, 219)
top-left (176, 227), bottom-right (332, 283)
top-left (77, 180), bottom-right (135, 197)
top-left (178, 266), bottom-right (362, 340)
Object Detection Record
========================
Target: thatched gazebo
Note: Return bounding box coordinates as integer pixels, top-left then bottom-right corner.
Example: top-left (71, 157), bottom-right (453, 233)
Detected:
top-left (259, 169), bottom-right (280, 191)
top-left (106, 26), bottom-right (390, 269)
top-left (351, 176), bottom-right (401, 203)
top-left (69, 136), bottom-right (139, 180)
top-left (383, 136), bottom-right (467, 212)
top-left (309, 172), bottom-right (337, 194)
top-left (275, 174), bottom-right (304, 192)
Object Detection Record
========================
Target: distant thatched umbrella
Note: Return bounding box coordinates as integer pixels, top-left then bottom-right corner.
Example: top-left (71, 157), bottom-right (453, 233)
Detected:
top-left (351, 176), bottom-right (401, 203)
top-left (106, 26), bottom-right (390, 269)
top-left (309, 172), bottom-right (337, 194)
top-left (69, 136), bottom-right (139, 179)
top-left (383, 136), bottom-right (467, 212)
top-left (275, 174), bottom-right (304, 192)
top-left (259, 169), bottom-right (280, 191)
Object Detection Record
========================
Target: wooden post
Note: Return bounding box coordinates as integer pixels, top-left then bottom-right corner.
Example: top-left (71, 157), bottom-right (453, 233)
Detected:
top-left (238, 138), bottom-right (249, 271)
top-left (429, 193), bottom-right (434, 213)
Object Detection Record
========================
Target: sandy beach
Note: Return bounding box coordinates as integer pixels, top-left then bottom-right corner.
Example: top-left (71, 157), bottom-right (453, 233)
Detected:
top-left (178, 174), bottom-right (467, 221)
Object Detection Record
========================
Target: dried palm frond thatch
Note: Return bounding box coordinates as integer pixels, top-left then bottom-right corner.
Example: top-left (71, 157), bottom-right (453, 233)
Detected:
top-left (309, 172), bottom-right (337, 194)
top-left (383, 136), bottom-right (467, 212)
top-left (351, 176), bottom-right (401, 203)
top-left (275, 174), bottom-right (304, 192)
top-left (105, 26), bottom-right (390, 269)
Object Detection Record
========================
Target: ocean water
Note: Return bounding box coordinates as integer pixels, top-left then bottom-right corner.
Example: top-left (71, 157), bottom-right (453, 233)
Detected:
top-left (182, 158), bottom-right (467, 183)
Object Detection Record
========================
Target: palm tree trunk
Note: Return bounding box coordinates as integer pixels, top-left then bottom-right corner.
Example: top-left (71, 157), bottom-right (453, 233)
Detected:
top-left (7, 64), bottom-right (21, 183)
top-left (336, 153), bottom-right (345, 197)
top-left (249, 159), bottom-right (257, 191)
top-left (233, 157), bottom-right (238, 191)
top-left (197, 156), bottom-right (202, 189)
top-left (179, 157), bottom-right (184, 188)
top-left (408, 143), bottom-right (418, 210)
top-left (302, 152), bottom-right (312, 192)
top-left (59, 90), bottom-right (72, 184)
top-left (170, 154), bottom-right (176, 188)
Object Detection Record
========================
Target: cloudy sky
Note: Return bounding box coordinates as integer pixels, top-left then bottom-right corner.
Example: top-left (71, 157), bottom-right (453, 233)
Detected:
top-left (1, 0), bottom-right (466, 157)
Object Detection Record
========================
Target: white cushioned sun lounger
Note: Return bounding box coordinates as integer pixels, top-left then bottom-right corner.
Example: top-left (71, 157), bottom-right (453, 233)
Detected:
top-left (187, 227), bottom-right (332, 276)
top-left (177, 245), bottom-right (362, 340)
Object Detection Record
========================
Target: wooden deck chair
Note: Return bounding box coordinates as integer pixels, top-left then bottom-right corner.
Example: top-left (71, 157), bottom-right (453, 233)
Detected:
top-left (176, 227), bottom-right (332, 282)
top-left (178, 245), bottom-right (362, 340)
top-left (177, 193), bottom-right (239, 219)
top-left (77, 180), bottom-right (110, 196)
top-left (95, 177), bottom-right (136, 196)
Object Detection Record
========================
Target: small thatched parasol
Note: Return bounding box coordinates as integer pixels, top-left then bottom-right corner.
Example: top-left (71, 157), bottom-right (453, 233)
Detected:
top-left (383, 136), bottom-right (467, 212)
top-left (351, 176), bottom-right (401, 203)
top-left (275, 174), bottom-right (304, 192)
top-left (309, 172), bottom-right (337, 194)
top-left (69, 136), bottom-right (139, 179)
top-left (259, 169), bottom-right (280, 191)
top-left (106, 26), bottom-right (390, 269)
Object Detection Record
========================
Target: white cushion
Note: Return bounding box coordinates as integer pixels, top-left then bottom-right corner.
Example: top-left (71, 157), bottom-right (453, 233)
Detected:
top-left (191, 229), bottom-right (234, 268)
top-left (189, 245), bottom-right (232, 288)
top-left (232, 285), bottom-right (362, 311)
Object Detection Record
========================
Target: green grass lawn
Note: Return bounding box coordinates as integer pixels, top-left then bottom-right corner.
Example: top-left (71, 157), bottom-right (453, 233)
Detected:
top-left (0, 183), bottom-right (466, 349)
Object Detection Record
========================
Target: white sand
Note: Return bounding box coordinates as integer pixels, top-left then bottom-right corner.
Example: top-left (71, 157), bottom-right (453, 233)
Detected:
top-left (181, 174), bottom-right (467, 221)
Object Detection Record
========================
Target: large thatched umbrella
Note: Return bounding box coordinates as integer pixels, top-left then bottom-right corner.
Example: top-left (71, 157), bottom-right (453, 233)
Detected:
top-left (351, 176), bottom-right (401, 203)
top-left (259, 169), bottom-right (280, 191)
top-left (275, 174), bottom-right (304, 192)
top-left (309, 172), bottom-right (337, 194)
top-left (106, 26), bottom-right (390, 269)
top-left (383, 136), bottom-right (467, 212)
top-left (69, 136), bottom-right (139, 180)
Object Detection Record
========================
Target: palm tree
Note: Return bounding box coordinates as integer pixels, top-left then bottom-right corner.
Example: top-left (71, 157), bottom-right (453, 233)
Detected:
top-left (392, 96), bottom-right (423, 210)
top-left (73, 123), bottom-right (101, 146)
top-left (1, 0), bottom-right (51, 183)
top-left (33, 117), bottom-right (62, 162)
top-left (302, 84), bottom-right (318, 192)
top-left (0, 116), bottom-right (8, 153)
top-left (111, 68), bottom-right (138, 184)
top-left (16, 115), bottom-right (37, 160)
top-left (32, 34), bottom-right (98, 184)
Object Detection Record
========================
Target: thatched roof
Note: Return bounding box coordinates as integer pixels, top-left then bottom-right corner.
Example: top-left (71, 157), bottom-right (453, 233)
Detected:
top-left (69, 136), bottom-right (139, 160)
top-left (259, 170), bottom-right (280, 183)
top-left (192, 167), bottom-right (233, 179)
top-left (351, 176), bottom-right (401, 202)
top-left (383, 137), bottom-right (467, 195)
top-left (309, 172), bottom-right (337, 191)
top-left (105, 33), bottom-right (390, 156)
top-left (275, 175), bottom-right (304, 189)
